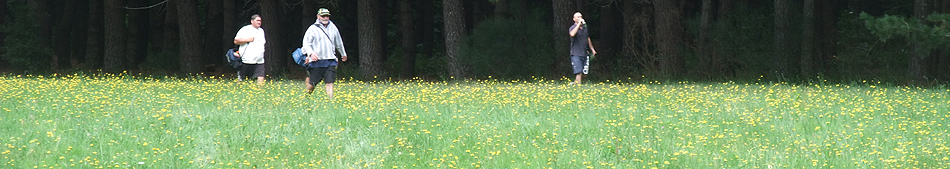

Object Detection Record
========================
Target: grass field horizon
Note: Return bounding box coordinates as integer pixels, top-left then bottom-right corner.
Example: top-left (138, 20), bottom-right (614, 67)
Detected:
top-left (1, 74), bottom-right (948, 168)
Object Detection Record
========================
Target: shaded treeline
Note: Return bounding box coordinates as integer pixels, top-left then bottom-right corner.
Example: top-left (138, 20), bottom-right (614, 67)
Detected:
top-left (1, 0), bottom-right (949, 83)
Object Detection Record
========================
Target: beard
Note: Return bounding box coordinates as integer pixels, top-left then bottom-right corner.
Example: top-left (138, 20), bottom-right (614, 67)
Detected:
top-left (321, 20), bottom-right (330, 25)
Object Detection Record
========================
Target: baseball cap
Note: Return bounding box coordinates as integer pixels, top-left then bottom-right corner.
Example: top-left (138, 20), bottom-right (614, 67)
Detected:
top-left (318, 8), bottom-right (331, 16)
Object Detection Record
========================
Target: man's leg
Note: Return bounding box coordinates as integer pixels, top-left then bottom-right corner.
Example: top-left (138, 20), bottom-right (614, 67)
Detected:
top-left (570, 55), bottom-right (582, 84)
top-left (575, 73), bottom-right (582, 84)
top-left (237, 67), bottom-right (246, 83)
top-left (305, 77), bottom-right (314, 94)
top-left (251, 64), bottom-right (265, 85)
top-left (325, 83), bottom-right (334, 99)
top-left (304, 67), bottom-right (312, 93)
top-left (306, 68), bottom-right (319, 94)
top-left (325, 66), bottom-right (337, 99)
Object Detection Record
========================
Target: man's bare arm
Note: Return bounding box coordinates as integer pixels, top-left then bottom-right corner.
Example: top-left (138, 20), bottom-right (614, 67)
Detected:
top-left (234, 37), bottom-right (255, 45)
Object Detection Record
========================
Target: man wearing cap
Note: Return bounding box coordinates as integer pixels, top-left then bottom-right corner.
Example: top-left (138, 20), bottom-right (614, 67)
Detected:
top-left (302, 8), bottom-right (348, 99)
top-left (234, 14), bottom-right (267, 85)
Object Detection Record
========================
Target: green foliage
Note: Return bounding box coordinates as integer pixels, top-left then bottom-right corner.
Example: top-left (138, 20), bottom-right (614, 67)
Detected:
top-left (414, 51), bottom-right (448, 80)
top-left (383, 45), bottom-right (448, 80)
top-left (0, 1), bottom-right (53, 72)
top-left (697, 2), bottom-right (775, 79)
top-left (139, 50), bottom-right (180, 73)
top-left (459, 10), bottom-right (555, 79)
top-left (861, 12), bottom-right (950, 49)
top-left (851, 12), bottom-right (950, 81)
top-left (835, 12), bottom-right (911, 81)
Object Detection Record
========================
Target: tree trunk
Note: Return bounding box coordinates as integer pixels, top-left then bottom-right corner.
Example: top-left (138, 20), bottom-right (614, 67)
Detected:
top-left (717, 0), bottom-right (733, 76)
top-left (85, 0), bottom-right (104, 69)
top-left (574, 0), bottom-right (586, 12)
top-left (206, 0), bottom-right (223, 68)
top-left (103, 0), bottom-right (127, 72)
top-left (127, 0), bottom-right (149, 67)
top-left (552, 0), bottom-right (573, 75)
top-left (148, 0), bottom-right (164, 51)
top-left (623, 1), bottom-right (656, 75)
top-left (698, 0), bottom-right (715, 77)
top-left (444, 0), bottom-right (466, 78)
top-left (465, 0), bottom-right (475, 34)
top-left (399, 0), bottom-right (416, 78)
top-left (381, 1), bottom-right (393, 64)
top-left (261, 0), bottom-right (286, 76)
top-left (177, 0), bottom-right (201, 74)
top-left (29, 0), bottom-right (53, 69)
top-left (359, 0), bottom-right (384, 79)
top-left (495, 0), bottom-right (510, 18)
top-left (163, 0), bottom-right (179, 53)
top-left (909, 0), bottom-right (929, 80)
top-left (0, 0), bottom-right (6, 56)
top-left (598, 2), bottom-right (622, 74)
top-left (773, 0), bottom-right (790, 77)
top-left (801, 0), bottom-right (816, 78)
top-left (719, 0), bottom-right (733, 19)
top-left (53, 0), bottom-right (78, 70)
top-left (654, 0), bottom-right (684, 77)
top-left (421, 0), bottom-right (435, 61)
top-left (70, 0), bottom-right (90, 67)
top-left (0, 0), bottom-right (5, 21)
top-left (28, 0), bottom-right (52, 46)
top-left (816, 0), bottom-right (839, 74)
top-left (223, 0), bottom-right (236, 50)
top-left (469, 0), bottom-right (490, 33)
top-left (939, 0), bottom-right (950, 80)
top-left (302, 0), bottom-right (316, 37)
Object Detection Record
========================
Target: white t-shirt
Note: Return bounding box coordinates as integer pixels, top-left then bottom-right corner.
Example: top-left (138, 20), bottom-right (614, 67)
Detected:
top-left (235, 25), bottom-right (266, 64)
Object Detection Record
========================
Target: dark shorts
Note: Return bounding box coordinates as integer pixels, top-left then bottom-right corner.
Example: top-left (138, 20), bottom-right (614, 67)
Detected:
top-left (571, 55), bottom-right (589, 75)
top-left (239, 64), bottom-right (265, 79)
top-left (308, 66), bottom-right (336, 85)
top-left (305, 60), bottom-right (338, 77)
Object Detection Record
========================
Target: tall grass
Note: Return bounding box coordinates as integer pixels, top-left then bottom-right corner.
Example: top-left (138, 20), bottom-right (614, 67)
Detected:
top-left (1, 75), bottom-right (948, 168)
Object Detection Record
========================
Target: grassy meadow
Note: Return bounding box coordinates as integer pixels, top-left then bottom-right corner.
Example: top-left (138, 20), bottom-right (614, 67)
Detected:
top-left (1, 74), bottom-right (948, 168)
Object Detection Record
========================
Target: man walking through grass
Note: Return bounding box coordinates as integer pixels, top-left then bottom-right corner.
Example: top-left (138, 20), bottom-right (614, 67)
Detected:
top-left (568, 12), bottom-right (597, 85)
top-left (302, 8), bottom-right (348, 99)
top-left (234, 14), bottom-right (267, 85)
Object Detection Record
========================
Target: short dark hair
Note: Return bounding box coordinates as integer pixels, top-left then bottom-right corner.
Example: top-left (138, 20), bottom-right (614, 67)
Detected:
top-left (250, 14), bottom-right (261, 20)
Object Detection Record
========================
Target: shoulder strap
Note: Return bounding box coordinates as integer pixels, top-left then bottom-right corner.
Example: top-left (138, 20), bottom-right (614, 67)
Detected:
top-left (239, 44), bottom-right (247, 55)
top-left (313, 24), bottom-right (333, 42)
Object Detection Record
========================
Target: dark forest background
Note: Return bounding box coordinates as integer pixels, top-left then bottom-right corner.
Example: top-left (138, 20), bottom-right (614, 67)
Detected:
top-left (2, 0), bottom-right (950, 83)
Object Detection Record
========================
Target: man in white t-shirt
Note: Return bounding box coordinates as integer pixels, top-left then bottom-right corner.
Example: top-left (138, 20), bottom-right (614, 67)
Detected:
top-left (233, 14), bottom-right (266, 85)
